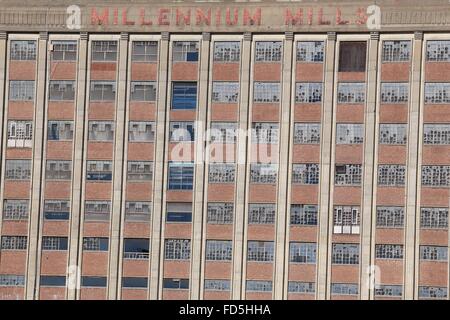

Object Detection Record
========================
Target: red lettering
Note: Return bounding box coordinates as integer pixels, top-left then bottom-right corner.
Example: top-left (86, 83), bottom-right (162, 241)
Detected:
top-left (285, 8), bottom-right (303, 26)
top-left (226, 8), bottom-right (239, 26)
top-left (307, 8), bottom-right (313, 25)
top-left (113, 8), bottom-right (119, 25)
top-left (158, 8), bottom-right (170, 26)
top-left (196, 8), bottom-right (211, 26)
top-left (215, 8), bottom-right (221, 27)
top-left (176, 8), bottom-right (191, 26)
top-left (243, 8), bottom-right (261, 26)
top-left (139, 8), bottom-right (152, 25)
top-left (318, 8), bottom-right (330, 25)
top-left (122, 9), bottom-right (135, 26)
top-left (355, 7), bottom-right (368, 25)
top-left (336, 8), bottom-right (349, 25)
top-left (91, 8), bottom-right (109, 25)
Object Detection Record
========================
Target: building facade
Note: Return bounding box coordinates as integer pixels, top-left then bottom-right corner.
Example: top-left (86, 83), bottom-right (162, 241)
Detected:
top-left (0, 0), bottom-right (450, 300)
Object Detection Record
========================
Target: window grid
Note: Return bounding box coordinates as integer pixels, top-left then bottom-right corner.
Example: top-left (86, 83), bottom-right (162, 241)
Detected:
top-left (131, 41), bottom-right (158, 62)
top-left (375, 244), bottom-right (404, 259)
top-left (288, 281), bottom-right (315, 293)
top-left (46, 160), bottom-right (72, 180)
top-left (420, 245), bottom-right (448, 261)
top-left (336, 124), bottom-right (364, 144)
top-left (375, 285), bottom-right (403, 297)
top-left (207, 203), bottom-right (234, 224)
top-left (333, 206), bottom-right (360, 234)
top-left (173, 41), bottom-right (199, 62)
top-left (84, 201), bottom-right (111, 221)
top-left (0, 275), bottom-right (25, 287)
top-left (208, 163), bottom-right (235, 183)
top-left (42, 237), bottom-right (68, 251)
top-left (51, 40), bottom-right (77, 61)
top-left (205, 240), bottom-right (232, 261)
top-left (3, 200), bottom-right (29, 221)
top-left (382, 40), bottom-right (411, 62)
top-left (421, 207), bottom-right (449, 229)
top-left (250, 163), bottom-right (278, 184)
top-left (379, 124), bottom-right (407, 145)
top-left (210, 122), bottom-right (237, 143)
top-left (247, 241), bottom-right (274, 262)
top-left (10, 40), bottom-right (36, 60)
top-left (289, 242), bottom-right (317, 263)
top-left (335, 164), bottom-right (362, 186)
top-left (127, 161), bottom-right (153, 181)
top-left (376, 207), bottom-right (404, 228)
top-left (255, 41), bottom-right (282, 62)
top-left (295, 83), bottom-right (323, 103)
top-left (425, 83), bottom-right (450, 103)
top-left (419, 286), bottom-right (448, 299)
top-left (48, 121), bottom-right (74, 141)
top-left (427, 40), bottom-right (450, 62)
top-left (296, 41), bottom-right (324, 62)
top-left (381, 82), bottom-right (409, 103)
top-left (422, 165), bottom-right (450, 187)
top-left (5, 160), bottom-right (31, 180)
top-left (91, 41), bottom-right (117, 61)
top-left (292, 163), bottom-right (319, 185)
top-left (212, 82), bottom-right (239, 103)
top-left (337, 83), bottom-right (365, 103)
top-left (125, 201), bottom-right (151, 222)
top-left (164, 239), bottom-right (191, 260)
top-left (253, 82), bottom-right (280, 103)
top-left (130, 81), bottom-right (157, 101)
top-left (332, 243), bottom-right (360, 265)
top-left (378, 164), bottom-right (406, 187)
top-left (7, 120), bottom-right (33, 148)
top-left (44, 200), bottom-right (70, 220)
top-left (49, 80), bottom-right (75, 101)
top-left (214, 41), bottom-right (240, 62)
top-left (290, 204), bottom-right (318, 226)
top-left (86, 160), bottom-right (112, 181)
top-left (248, 204), bottom-right (276, 224)
top-left (168, 162), bottom-right (194, 190)
top-left (293, 123), bottom-right (320, 144)
top-left (424, 124), bottom-right (450, 145)
top-left (1, 236), bottom-right (27, 250)
top-left (128, 121), bottom-right (155, 142)
top-left (204, 280), bottom-right (231, 291)
top-left (9, 80), bottom-right (34, 101)
top-left (252, 122), bottom-right (279, 144)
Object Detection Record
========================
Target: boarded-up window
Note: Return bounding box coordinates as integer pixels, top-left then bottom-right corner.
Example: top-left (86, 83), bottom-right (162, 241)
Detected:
top-left (339, 42), bottom-right (366, 72)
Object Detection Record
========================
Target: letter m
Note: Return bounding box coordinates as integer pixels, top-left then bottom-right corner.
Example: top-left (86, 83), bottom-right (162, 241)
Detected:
top-left (285, 9), bottom-right (303, 26)
top-left (91, 8), bottom-right (109, 25)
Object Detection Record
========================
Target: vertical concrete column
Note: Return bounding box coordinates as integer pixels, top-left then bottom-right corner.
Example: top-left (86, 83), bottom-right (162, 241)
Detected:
top-left (108, 32), bottom-right (129, 300)
top-left (26, 31), bottom-right (48, 300)
top-left (67, 32), bottom-right (88, 300)
top-left (232, 32), bottom-right (252, 300)
top-left (0, 32), bottom-right (6, 244)
top-left (405, 31), bottom-right (423, 300)
top-left (190, 32), bottom-right (210, 300)
top-left (316, 32), bottom-right (336, 300)
top-left (273, 31), bottom-right (294, 300)
top-left (360, 32), bottom-right (379, 300)
top-left (149, 32), bottom-right (170, 300)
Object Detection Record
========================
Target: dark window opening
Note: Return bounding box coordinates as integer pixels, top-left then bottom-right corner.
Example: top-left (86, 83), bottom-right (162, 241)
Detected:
top-left (339, 42), bottom-right (366, 72)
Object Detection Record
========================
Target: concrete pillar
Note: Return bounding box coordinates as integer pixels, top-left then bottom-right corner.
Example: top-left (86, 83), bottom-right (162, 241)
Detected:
top-left (190, 32), bottom-right (210, 300)
top-left (26, 31), bottom-right (48, 300)
top-left (273, 31), bottom-right (294, 300)
top-left (405, 31), bottom-right (423, 300)
top-left (108, 32), bottom-right (129, 300)
top-left (316, 32), bottom-right (336, 300)
top-left (67, 32), bottom-right (88, 301)
top-left (0, 31), bottom-right (7, 240)
top-left (360, 32), bottom-right (379, 300)
top-left (149, 32), bottom-right (170, 300)
top-left (231, 32), bottom-right (252, 300)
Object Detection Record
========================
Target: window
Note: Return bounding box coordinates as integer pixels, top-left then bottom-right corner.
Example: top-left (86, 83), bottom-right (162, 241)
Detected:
top-left (129, 121), bottom-right (155, 142)
top-left (122, 277), bottom-right (148, 289)
top-left (381, 83), bottom-right (409, 103)
top-left (3, 200), bottom-right (29, 220)
top-left (331, 283), bottom-right (359, 295)
top-left (295, 83), bottom-right (322, 103)
top-left (7, 120), bottom-right (32, 148)
top-left (169, 121), bottom-right (195, 142)
top-left (339, 41), bottom-right (366, 72)
top-left (10, 40), bottom-right (36, 60)
top-left (205, 240), bottom-right (232, 261)
top-left (292, 164), bottom-right (319, 185)
top-left (172, 82), bottom-right (197, 110)
top-left (247, 241), bottom-right (274, 262)
top-left (44, 200), bottom-right (70, 220)
top-left (288, 282), bottom-right (315, 294)
top-left (246, 280), bottom-right (272, 292)
top-left (294, 123), bottom-right (320, 144)
top-left (9, 80), bottom-right (34, 101)
top-left (382, 40), bottom-right (411, 62)
top-left (0, 275), bottom-right (25, 287)
top-left (214, 41), bottom-right (240, 62)
top-left (83, 237), bottom-right (109, 251)
top-left (425, 83), bottom-right (450, 103)
top-left (173, 41), bottom-right (199, 62)
top-left (375, 244), bottom-right (404, 259)
top-left (125, 201), bottom-right (151, 222)
top-left (166, 203), bottom-right (192, 223)
top-left (297, 41), bottom-right (324, 62)
top-left (42, 237), bottom-right (68, 251)
top-left (168, 162), bottom-right (194, 190)
top-left (90, 81), bottom-right (116, 101)
top-left (165, 239), bottom-right (191, 260)
top-left (419, 286), bottom-right (448, 299)
top-left (207, 203), bottom-right (233, 224)
top-left (204, 280), bottom-right (231, 291)
top-left (290, 204), bottom-right (318, 226)
top-left (127, 161), bottom-right (153, 181)
top-left (91, 41), bottom-right (117, 61)
top-left (46, 160), bottom-right (72, 180)
top-left (49, 80), bottom-right (75, 101)
top-left (5, 160), bottom-right (31, 180)
top-left (123, 238), bottom-right (149, 260)
top-left (132, 41), bottom-right (158, 62)
top-left (248, 204), bottom-right (276, 224)
top-left (333, 206), bottom-right (360, 234)
top-left (86, 161), bottom-right (112, 181)
top-left (376, 207), bottom-right (404, 228)
top-left (332, 243), bottom-right (360, 265)
top-left (84, 201), bottom-right (111, 221)
top-left (337, 83), bottom-right (365, 103)
top-left (250, 163), bottom-right (278, 184)
top-left (427, 40), bottom-right (450, 62)
top-left (1, 236), bottom-right (27, 250)
top-left (40, 276), bottom-right (66, 287)
top-left (212, 82), bottom-right (239, 103)
top-left (81, 276), bottom-right (107, 288)
top-left (289, 242), bottom-right (316, 263)
top-left (424, 124), bottom-right (450, 145)
top-left (422, 165), bottom-right (450, 187)
top-left (336, 123), bottom-right (364, 144)
top-left (130, 81), bottom-right (156, 101)
top-left (375, 285), bottom-right (403, 297)
top-left (210, 122), bottom-right (237, 143)
top-left (421, 208), bottom-right (448, 229)
top-left (253, 82), bottom-right (280, 103)
top-left (163, 278), bottom-right (189, 290)
top-left (209, 163), bottom-right (235, 183)
top-left (335, 164), bottom-right (362, 186)
top-left (255, 41), bottom-right (282, 62)
top-left (378, 165), bottom-right (406, 187)
top-left (47, 121), bottom-right (74, 141)
top-left (51, 40), bottom-right (77, 61)
top-left (379, 124), bottom-right (407, 145)
top-left (252, 123), bottom-right (279, 144)
top-left (420, 245), bottom-right (448, 261)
